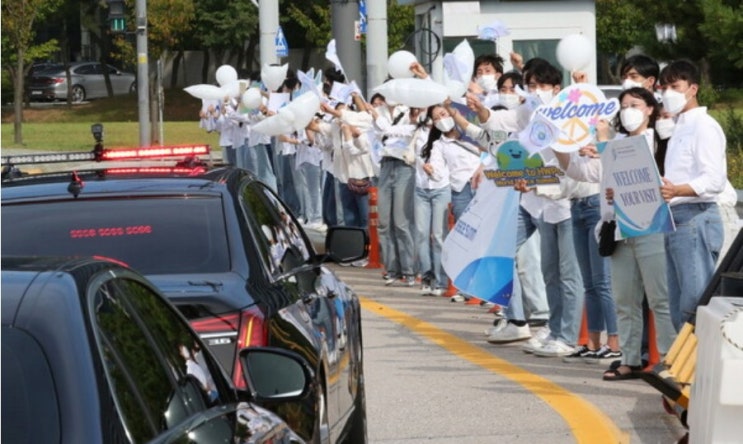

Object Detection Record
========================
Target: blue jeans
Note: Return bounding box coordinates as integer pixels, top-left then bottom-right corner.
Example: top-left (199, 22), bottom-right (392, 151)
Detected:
top-left (339, 182), bottom-right (370, 229)
top-left (296, 162), bottom-right (323, 224)
top-left (222, 145), bottom-right (236, 166)
top-left (414, 186), bottom-right (451, 289)
top-left (238, 143), bottom-right (277, 191)
top-left (665, 202), bottom-right (723, 330)
top-left (322, 172), bottom-right (338, 227)
top-left (377, 157), bottom-right (416, 277)
top-left (277, 154), bottom-right (301, 216)
top-left (507, 205), bottom-right (539, 321)
top-left (451, 182), bottom-right (475, 221)
top-left (571, 195), bottom-right (616, 335)
top-left (540, 216), bottom-right (585, 345)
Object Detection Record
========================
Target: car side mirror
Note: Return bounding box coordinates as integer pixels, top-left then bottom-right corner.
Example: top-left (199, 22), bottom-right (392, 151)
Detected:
top-left (324, 226), bottom-right (368, 264)
top-left (239, 347), bottom-right (314, 402)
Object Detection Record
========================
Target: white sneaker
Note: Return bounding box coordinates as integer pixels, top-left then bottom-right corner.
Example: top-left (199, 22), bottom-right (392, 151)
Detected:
top-left (430, 288), bottom-right (444, 297)
top-left (532, 339), bottom-right (575, 357)
top-left (450, 294), bottom-right (466, 302)
top-left (351, 258), bottom-right (369, 267)
top-left (420, 285), bottom-right (433, 296)
top-left (483, 318), bottom-right (508, 336)
top-left (486, 322), bottom-right (532, 344)
top-left (521, 326), bottom-right (551, 354)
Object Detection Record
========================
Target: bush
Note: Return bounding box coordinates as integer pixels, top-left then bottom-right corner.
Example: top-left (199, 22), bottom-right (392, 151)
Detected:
top-left (719, 106), bottom-right (743, 189)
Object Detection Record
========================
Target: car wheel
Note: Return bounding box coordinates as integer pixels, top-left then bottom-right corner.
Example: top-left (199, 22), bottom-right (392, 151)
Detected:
top-left (71, 85), bottom-right (85, 103)
top-left (312, 384), bottom-right (330, 444)
top-left (129, 82), bottom-right (136, 94)
top-left (341, 379), bottom-right (367, 444)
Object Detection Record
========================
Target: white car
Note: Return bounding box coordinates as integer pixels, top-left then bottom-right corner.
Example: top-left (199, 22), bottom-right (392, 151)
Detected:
top-left (27, 61), bottom-right (136, 103)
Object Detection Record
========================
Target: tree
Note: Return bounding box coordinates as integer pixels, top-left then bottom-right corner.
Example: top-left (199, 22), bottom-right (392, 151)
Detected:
top-left (2, 0), bottom-right (62, 144)
top-left (698, 0), bottom-right (743, 70)
top-left (595, 0), bottom-right (651, 83)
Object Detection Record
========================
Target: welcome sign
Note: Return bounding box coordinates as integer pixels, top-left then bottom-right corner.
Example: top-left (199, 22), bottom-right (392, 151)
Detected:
top-left (536, 83), bottom-right (619, 152)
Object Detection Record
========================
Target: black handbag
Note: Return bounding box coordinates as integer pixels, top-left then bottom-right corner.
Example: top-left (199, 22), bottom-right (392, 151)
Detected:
top-left (598, 220), bottom-right (618, 257)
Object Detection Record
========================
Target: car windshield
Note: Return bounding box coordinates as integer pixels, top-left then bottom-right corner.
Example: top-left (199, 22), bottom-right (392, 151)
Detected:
top-left (1, 196), bottom-right (230, 274)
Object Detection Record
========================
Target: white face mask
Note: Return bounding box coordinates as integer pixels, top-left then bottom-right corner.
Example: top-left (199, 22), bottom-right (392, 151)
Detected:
top-left (622, 78), bottom-right (644, 90)
top-left (655, 118), bottom-right (676, 140)
top-left (477, 74), bottom-right (498, 91)
top-left (535, 89), bottom-right (554, 105)
top-left (620, 107), bottom-right (646, 132)
top-left (661, 89), bottom-right (688, 115)
top-left (499, 93), bottom-right (521, 110)
top-left (435, 116), bottom-right (455, 133)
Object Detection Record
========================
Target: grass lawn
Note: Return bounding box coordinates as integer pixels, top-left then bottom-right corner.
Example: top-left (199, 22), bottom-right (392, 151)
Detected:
top-left (1, 88), bottom-right (219, 151)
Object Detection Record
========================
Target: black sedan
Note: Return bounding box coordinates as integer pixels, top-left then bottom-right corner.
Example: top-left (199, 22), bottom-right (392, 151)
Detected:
top-left (1, 155), bottom-right (369, 443)
top-left (1, 256), bottom-right (310, 444)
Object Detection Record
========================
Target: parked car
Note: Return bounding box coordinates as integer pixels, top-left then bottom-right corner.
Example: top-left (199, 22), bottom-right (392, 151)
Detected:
top-left (1, 148), bottom-right (369, 443)
top-left (598, 84), bottom-right (622, 100)
top-left (27, 61), bottom-right (136, 103)
top-left (1, 255), bottom-right (308, 443)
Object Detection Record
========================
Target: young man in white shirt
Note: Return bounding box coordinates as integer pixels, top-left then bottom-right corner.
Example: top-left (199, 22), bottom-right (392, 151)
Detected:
top-left (658, 60), bottom-right (726, 331)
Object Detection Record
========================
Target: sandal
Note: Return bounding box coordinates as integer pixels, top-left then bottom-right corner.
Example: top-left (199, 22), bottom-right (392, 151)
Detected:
top-left (602, 365), bottom-right (641, 381)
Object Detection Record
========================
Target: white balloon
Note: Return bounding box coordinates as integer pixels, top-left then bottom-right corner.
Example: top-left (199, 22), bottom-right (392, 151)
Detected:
top-left (252, 93), bottom-right (321, 136)
top-left (184, 84), bottom-right (227, 100)
top-left (241, 88), bottom-right (263, 109)
top-left (215, 65), bottom-right (238, 86)
top-left (445, 80), bottom-right (467, 101)
top-left (221, 79), bottom-right (249, 99)
top-left (373, 78), bottom-right (449, 108)
top-left (450, 39), bottom-right (474, 83)
top-left (387, 50), bottom-right (417, 79)
top-left (261, 63), bottom-right (289, 92)
top-left (556, 34), bottom-right (593, 71)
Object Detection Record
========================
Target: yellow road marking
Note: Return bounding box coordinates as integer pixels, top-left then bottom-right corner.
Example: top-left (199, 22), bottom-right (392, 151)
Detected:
top-left (361, 297), bottom-right (629, 444)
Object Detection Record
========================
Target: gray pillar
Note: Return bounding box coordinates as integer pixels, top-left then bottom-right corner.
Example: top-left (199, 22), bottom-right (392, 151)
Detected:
top-left (331, 0), bottom-right (363, 87)
top-left (366, 0), bottom-right (387, 96)
top-left (259, 0), bottom-right (279, 66)
top-left (136, 0), bottom-right (150, 146)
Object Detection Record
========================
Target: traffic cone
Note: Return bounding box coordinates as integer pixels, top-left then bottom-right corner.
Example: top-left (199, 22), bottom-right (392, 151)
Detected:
top-left (646, 310), bottom-right (661, 370)
top-left (445, 203), bottom-right (458, 297)
top-left (578, 306), bottom-right (589, 346)
top-left (365, 186), bottom-right (382, 269)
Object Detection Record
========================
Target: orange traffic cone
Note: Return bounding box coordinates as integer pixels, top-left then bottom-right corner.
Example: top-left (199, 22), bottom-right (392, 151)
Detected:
top-left (578, 307), bottom-right (589, 346)
top-left (365, 186), bottom-right (382, 269)
top-left (645, 310), bottom-right (661, 370)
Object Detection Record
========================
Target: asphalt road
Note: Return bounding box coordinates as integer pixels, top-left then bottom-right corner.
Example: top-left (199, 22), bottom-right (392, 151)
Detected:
top-left (329, 264), bottom-right (688, 444)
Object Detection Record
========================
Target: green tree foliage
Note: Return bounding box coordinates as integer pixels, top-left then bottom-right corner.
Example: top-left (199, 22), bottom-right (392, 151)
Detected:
top-left (698, 0), bottom-right (743, 70)
top-left (2, 0), bottom-right (63, 143)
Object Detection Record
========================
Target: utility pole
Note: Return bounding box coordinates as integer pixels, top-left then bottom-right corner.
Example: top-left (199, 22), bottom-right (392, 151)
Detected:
top-left (136, 0), bottom-right (150, 146)
top-left (259, 0), bottom-right (279, 67)
top-left (331, 0), bottom-right (362, 87)
top-left (365, 0), bottom-right (387, 96)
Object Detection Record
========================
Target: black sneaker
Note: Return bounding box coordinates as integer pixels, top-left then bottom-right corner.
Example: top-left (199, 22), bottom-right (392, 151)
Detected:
top-left (383, 273), bottom-right (400, 286)
top-left (584, 345), bottom-right (622, 364)
top-left (562, 345), bottom-right (594, 363)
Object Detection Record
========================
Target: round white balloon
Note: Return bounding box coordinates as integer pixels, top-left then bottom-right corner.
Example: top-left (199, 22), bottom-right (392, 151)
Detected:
top-left (387, 50), bottom-right (417, 79)
top-left (241, 88), bottom-right (263, 109)
top-left (556, 34), bottom-right (593, 72)
top-left (215, 65), bottom-right (238, 86)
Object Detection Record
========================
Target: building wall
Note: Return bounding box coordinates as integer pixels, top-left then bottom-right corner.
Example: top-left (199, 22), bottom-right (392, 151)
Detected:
top-left (410, 0), bottom-right (596, 85)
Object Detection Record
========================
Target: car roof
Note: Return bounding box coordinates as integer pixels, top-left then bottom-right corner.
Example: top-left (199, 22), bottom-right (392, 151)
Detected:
top-left (1, 166), bottom-right (253, 201)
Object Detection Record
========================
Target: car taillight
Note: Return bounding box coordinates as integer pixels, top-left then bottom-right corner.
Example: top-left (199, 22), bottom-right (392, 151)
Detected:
top-left (190, 308), bottom-right (267, 389)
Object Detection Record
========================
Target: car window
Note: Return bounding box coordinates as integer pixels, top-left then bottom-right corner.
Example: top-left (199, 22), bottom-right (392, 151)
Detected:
top-left (75, 64), bottom-right (96, 75)
top-left (105, 64), bottom-right (119, 75)
top-left (1, 327), bottom-right (61, 443)
top-left (91, 276), bottom-right (228, 442)
top-left (1, 197), bottom-right (230, 274)
top-left (239, 181), bottom-right (310, 277)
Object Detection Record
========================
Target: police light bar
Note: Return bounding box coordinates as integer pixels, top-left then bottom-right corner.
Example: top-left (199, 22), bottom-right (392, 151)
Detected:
top-left (100, 144), bottom-right (210, 160)
top-left (1, 144), bottom-right (210, 166)
top-left (105, 166), bottom-right (207, 175)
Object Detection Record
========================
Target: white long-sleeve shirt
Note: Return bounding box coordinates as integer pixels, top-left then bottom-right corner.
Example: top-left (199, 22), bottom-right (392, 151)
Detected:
top-left (664, 106), bottom-right (727, 205)
top-left (430, 135), bottom-right (482, 193)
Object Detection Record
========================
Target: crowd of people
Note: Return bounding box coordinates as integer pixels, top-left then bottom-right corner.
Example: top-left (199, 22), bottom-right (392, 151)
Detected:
top-left (198, 51), bottom-right (736, 382)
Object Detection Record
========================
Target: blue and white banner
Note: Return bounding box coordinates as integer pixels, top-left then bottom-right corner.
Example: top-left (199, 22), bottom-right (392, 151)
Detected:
top-left (599, 135), bottom-right (675, 239)
top-left (441, 174), bottom-right (519, 305)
